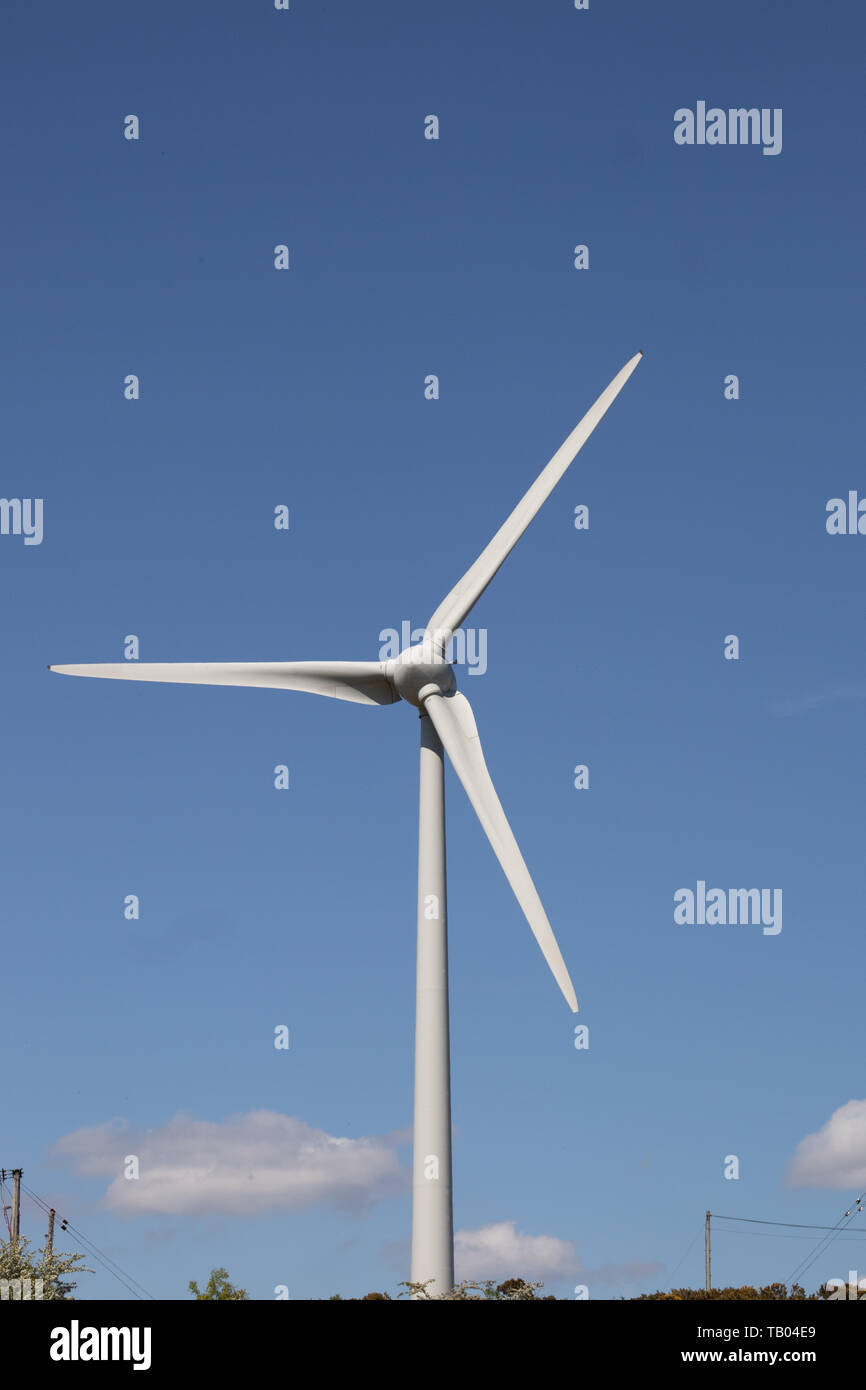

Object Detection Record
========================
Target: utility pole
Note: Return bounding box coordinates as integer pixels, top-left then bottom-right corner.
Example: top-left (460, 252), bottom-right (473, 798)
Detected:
top-left (46, 1208), bottom-right (55, 1261)
top-left (11, 1169), bottom-right (22, 1250)
top-left (705, 1210), bottom-right (711, 1294)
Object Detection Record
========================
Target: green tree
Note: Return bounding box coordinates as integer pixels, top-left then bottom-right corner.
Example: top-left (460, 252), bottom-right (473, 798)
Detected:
top-left (188, 1267), bottom-right (249, 1300)
top-left (333, 1277), bottom-right (554, 1300)
top-left (402, 1277), bottom-right (553, 1300)
top-left (0, 1234), bottom-right (92, 1300)
top-left (632, 1283), bottom-right (816, 1301)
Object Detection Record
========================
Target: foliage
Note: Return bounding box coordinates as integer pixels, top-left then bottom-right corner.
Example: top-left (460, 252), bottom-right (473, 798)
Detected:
top-left (332, 1277), bottom-right (554, 1300)
top-left (815, 1282), bottom-right (864, 1301)
top-left (188, 1267), bottom-right (249, 1300)
top-left (407, 1277), bottom-right (554, 1301)
top-left (330, 1276), bottom-right (852, 1301)
top-left (632, 1283), bottom-right (817, 1301)
top-left (0, 1234), bottom-right (92, 1300)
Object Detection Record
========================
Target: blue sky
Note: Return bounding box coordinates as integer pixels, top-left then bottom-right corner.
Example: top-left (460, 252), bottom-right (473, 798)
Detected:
top-left (2, 0), bottom-right (865, 1299)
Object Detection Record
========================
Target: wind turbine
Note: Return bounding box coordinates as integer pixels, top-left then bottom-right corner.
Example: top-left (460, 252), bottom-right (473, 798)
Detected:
top-left (51, 350), bottom-right (641, 1294)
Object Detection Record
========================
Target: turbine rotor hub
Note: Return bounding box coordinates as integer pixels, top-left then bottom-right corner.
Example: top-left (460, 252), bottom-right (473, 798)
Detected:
top-left (388, 640), bottom-right (456, 708)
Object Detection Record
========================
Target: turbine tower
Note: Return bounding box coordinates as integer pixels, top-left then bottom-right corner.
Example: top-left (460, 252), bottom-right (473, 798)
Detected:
top-left (51, 351), bottom-right (641, 1294)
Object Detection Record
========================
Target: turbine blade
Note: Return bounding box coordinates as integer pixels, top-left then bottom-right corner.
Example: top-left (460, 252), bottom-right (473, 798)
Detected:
top-left (427, 351), bottom-right (642, 643)
top-left (49, 661), bottom-right (398, 706)
top-left (423, 689), bottom-right (578, 1011)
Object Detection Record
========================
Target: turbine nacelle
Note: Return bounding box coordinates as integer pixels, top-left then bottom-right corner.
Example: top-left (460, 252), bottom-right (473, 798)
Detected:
top-left (387, 639), bottom-right (456, 708)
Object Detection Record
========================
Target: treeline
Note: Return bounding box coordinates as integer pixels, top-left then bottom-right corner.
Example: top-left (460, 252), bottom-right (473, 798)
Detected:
top-left (334, 1278), bottom-right (860, 1301)
top-left (632, 1282), bottom-right (856, 1301)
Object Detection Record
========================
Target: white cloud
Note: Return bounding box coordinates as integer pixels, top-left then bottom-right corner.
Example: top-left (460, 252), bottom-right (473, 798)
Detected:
top-left (50, 1110), bottom-right (406, 1216)
top-left (787, 1099), bottom-right (866, 1189)
top-left (455, 1221), bottom-right (580, 1281)
top-left (453, 1221), bottom-right (664, 1291)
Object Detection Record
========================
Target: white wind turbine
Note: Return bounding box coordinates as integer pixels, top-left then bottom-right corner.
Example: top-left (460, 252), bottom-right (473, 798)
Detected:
top-left (51, 351), bottom-right (641, 1293)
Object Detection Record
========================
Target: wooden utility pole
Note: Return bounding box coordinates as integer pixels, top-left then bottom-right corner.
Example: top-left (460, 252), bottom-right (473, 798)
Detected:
top-left (46, 1208), bottom-right (55, 1261)
top-left (705, 1210), bottom-right (711, 1293)
top-left (11, 1169), bottom-right (22, 1249)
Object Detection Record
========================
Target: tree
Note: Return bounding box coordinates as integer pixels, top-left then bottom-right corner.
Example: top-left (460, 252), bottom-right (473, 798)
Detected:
top-left (402, 1277), bottom-right (553, 1300)
top-left (188, 1267), bottom-right (249, 1300)
top-left (632, 1283), bottom-right (817, 1300)
top-left (330, 1277), bottom-right (554, 1300)
top-left (0, 1234), bottom-right (92, 1300)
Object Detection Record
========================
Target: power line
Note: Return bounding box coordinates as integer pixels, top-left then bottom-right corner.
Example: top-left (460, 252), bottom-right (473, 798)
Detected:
top-left (705, 1206), bottom-right (866, 1291)
top-left (20, 1184), bottom-right (152, 1301)
top-left (19, 1181), bottom-right (156, 1301)
top-left (20, 1184), bottom-right (148, 1301)
top-left (714, 1213), bottom-right (866, 1233)
top-left (21, 1182), bottom-right (155, 1301)
top-left (668, 1229), bottom-right (701, 1282)
top-left (785, 1197), bottom-right (864, 1289)
top-left (713, 1226), bottom-right (866, 1243)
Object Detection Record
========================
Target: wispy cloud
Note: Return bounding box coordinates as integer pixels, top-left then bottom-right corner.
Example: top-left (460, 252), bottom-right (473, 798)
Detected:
top-left (786, 1099), bottom-right (866, 1189)
top-left (50, 1111), bottom-right (407, 1216)
top-left (770, 684), bottom-right (866, 717)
